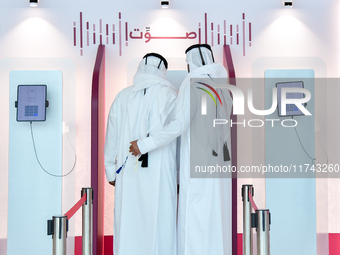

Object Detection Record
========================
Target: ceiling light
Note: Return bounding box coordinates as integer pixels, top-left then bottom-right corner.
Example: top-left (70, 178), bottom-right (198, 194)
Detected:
top-left (30, 0), bottom-right (38, 7)
top-left (161, 1), bottom-right (169, 8)
top-left (283, 0), bottom-right (292, 7)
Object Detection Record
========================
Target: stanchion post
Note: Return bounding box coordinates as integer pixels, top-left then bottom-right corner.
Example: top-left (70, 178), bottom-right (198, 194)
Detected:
top-left (242, 184), bottom-right (254, 255)
top-left (255, 209), bottom-right (271, 255)
top-left (82, 187), bottom-right (93, 255)
top-left (52, 215), bottom-right (67, 255)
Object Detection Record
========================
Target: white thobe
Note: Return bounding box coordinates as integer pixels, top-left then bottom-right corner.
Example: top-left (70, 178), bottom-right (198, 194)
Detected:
top-left (104, 74), bottom-right (178, 255)
top-left (138, 62), bottom-right (232, 255)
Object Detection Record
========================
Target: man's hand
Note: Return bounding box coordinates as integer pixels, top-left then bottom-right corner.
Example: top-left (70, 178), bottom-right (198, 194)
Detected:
top-left (109, 181), bottom-right (116, 186)
top-left (129, 140), bottom-right (141, 156)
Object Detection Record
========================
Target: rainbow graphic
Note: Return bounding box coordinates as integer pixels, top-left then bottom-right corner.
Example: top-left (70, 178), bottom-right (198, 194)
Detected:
top-left (196, 82), bottom-right (222, 115)
top-left (196, 82), bottom-right (222, 106)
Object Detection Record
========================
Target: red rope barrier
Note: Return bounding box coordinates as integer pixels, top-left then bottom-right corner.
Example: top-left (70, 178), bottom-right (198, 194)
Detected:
top-left (248, 189), bottom-right (258, 211)
top-left (65, 192), bottom-right (87, 220)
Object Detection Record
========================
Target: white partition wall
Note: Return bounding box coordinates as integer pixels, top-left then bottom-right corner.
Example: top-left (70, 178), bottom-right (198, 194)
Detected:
top-left (166, 70), bottom-right (188, 90)
top-left (0, 58), bottom-right (76, 255)
top-left (265, 69), bottom-right (316, 255)
top-left (8, 70), bottom-right (63, 255)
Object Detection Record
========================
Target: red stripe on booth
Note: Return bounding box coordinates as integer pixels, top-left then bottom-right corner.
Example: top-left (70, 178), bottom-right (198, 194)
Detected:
top-left (223, 44), bottom-right (237, 255)
top-left (74, 236), bottom-right (82, 255)
top-left (329, 233), bottom-right (340, 255)
top-left (91, 44), bottom-right (106, 255)
top-left (75, 236), bottom-right (113, 255)
top-left (104, 236), bottom-right (114, 255)
top-left (237, 233), bottom-right (243, 255)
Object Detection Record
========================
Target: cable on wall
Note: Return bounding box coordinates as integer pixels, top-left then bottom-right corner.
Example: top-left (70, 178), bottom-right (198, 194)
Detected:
top-left (30, 121), bottom-right (77, 177)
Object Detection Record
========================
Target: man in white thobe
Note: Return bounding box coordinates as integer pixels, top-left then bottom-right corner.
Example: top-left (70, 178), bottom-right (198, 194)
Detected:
top-left (130, 44), bottom-right (233, 255)
top-left (104, 53), bottom-right (178, 255)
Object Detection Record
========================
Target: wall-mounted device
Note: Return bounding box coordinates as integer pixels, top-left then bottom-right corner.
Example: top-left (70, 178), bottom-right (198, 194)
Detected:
top-left (15, 84), bottom-right (75, 177)
top-left (276, 81), bottom-right (306, 117)
top-left (16, 85), bottom-right (48, 122)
